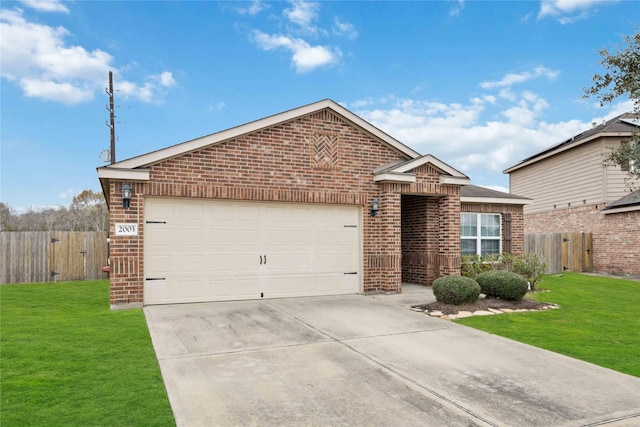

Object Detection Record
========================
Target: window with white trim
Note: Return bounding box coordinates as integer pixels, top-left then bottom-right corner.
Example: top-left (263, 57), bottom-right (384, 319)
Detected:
top-left (461, 213), bottom-right (501, 256)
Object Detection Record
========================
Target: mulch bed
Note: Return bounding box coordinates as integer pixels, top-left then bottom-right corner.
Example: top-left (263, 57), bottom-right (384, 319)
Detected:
top-left (413, 294), bottom-right (556, 315)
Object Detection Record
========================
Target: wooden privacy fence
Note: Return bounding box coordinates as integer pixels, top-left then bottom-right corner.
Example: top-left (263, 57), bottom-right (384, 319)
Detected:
top-left (0, 231), bottom-right (108, 284)
top-left (525, 232), bottom-right (593, 274)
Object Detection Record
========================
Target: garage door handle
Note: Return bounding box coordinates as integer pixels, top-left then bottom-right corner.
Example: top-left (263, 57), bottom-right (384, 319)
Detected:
top-left (264, 255), bottom-right (267, 265)
top-left (260, 255), bottom-right (262, 265)
top-left (146, 277), bottom-right (166, 281)
top-left (344, 272), bottom-right (357, 275)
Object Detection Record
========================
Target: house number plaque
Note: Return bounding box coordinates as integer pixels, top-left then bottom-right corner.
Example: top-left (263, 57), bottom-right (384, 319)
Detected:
top-left (115, 223), bottom-right (139, 236)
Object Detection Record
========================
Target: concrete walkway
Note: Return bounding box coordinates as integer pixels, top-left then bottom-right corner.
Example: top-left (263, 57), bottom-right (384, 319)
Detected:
top-left (145, 286), bottom-right (640, 426)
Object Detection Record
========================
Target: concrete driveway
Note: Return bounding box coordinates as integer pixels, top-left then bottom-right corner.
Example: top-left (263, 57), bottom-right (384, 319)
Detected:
top-left (144, 286), bottom-right (640, 427)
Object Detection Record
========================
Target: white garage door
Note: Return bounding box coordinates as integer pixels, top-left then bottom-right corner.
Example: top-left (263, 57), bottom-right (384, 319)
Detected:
top-left (144, 198), bottom-right (361, 305)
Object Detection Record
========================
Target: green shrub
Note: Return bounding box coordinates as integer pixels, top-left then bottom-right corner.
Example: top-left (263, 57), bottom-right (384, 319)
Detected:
top-left (462, 252), bottom-right (547, 291)
top-left (432, 276), bottom-right (481, 305)
top-left (461, 254), bottom-right (494, 279)
top-left (476, 270), bottom-right (528, 301)
top-left (511, 253), bottom-right (547, 291)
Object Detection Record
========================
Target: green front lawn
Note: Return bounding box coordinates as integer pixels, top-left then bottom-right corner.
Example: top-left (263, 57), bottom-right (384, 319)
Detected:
top-left (455, 273), bottom-right (640, 377)
top-left (0, 280), bottom-right (175, 427)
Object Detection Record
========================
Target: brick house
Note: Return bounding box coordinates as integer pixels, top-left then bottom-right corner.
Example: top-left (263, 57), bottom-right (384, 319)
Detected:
top-left (504, 113), bottom-right (640, 276)
top-left (98, 99), bottom-right (530, 308)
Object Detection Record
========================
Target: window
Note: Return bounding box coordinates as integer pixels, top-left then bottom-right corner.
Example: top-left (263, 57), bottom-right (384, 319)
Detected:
top-left (461, 213), bottom-right (501, 256)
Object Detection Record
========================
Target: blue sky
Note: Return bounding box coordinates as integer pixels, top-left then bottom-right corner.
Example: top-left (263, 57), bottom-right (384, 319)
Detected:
top-left (1, 0), bottom-right (638, 212)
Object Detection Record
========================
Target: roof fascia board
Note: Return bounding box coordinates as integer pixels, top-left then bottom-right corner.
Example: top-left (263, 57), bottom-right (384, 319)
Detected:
top-left (461, 196), bottom-right (533, 205)
top-left (504, 131), bottom-right (632, 173)
top-left (97, 167), bottom-right (150, 181)
top-left (440, 176), bottom-right (471, 185)
top-left (373, 173), bottom-right (416, 183)
top-left (601, 205), bottom-right (640, 215)
top-left (107, 100), bottom-right (421, 170)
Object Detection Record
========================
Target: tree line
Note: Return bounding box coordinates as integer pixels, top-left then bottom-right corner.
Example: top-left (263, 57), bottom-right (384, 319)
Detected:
top-left (1, 190), bottom-right (108, 232)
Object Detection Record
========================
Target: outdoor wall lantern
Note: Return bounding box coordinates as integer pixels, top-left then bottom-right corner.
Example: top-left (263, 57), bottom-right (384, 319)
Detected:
top-left (370, 198), bottom-right (380, 217)
top-left (122, 183), bottom-right (132, 209)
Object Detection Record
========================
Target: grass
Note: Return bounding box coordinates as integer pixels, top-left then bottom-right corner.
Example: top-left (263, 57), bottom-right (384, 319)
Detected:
top-left (0, 280), bottom-right (175, 427)
top-left (455, 273), bottom-right (640, 377)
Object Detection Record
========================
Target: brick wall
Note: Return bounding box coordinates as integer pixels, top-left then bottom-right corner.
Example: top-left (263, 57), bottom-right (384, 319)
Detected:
top-left (525, 204), bottom-right (640, 276)
top-left (107, 109), bottom-right (468, 305)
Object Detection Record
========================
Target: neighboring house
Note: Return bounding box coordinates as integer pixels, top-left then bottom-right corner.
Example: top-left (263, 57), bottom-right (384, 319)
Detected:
top-left (504, 113), bottom-right (640, 276)
top-left (98, 99), bottom-right (530, 308)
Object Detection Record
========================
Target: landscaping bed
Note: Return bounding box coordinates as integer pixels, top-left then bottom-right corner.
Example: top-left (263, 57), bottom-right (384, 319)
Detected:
top-left (413, 293), bottom-right (557, 315)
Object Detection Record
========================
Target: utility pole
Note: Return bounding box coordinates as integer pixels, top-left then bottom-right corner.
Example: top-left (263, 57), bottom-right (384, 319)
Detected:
top-left (106, 71), bottom-right (116, 164)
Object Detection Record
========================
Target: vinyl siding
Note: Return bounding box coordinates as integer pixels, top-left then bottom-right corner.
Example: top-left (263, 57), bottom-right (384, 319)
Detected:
top-left (510, 138), bottom-right (623, 214)
top-left (602, 136), bottom-right (635, 203)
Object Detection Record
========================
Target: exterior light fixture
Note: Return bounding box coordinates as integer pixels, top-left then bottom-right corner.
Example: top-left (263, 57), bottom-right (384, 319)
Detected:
top-left (122, 183), bottom-right (132, 209)
top-left (370, 198), bottom-right (380, 217)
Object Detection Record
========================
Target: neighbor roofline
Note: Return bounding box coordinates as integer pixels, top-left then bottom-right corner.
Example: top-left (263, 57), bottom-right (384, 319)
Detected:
top-left (601, 205), bottom-right (640, 214)
top-left (504, 131), bottom-right (633, 174)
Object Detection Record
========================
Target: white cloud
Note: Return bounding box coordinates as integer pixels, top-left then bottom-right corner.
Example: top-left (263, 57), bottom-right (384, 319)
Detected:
top-left (252, 30), bottom-right (340, 72)
top-left (348, 91), bottom-right (604, 189)
top-left (19, 0), bottom-right (68, 13)
top-left (236, 0), bottom-right (268, 16)
top-left (247, 1), bottom-right (350, 72)
top-left (156, 71), bottom-right (176, 87)
top-left (284, 0), bottom-right (319, 31)
top-left (21, 78), bottom-right (94, 104)
top-left (332, 17), bottom-right (358, 39)
top-left (538, 0), bottom-right (616, 23)
top-left (59, 188), bottom-right (75, 200)
top-left (480, 66), bottom-right (559, 89)
top-left (449, 0), bottom-right (465, 17)
top-left (208, 101), bottom-right (226, 112)
top-left (0, 8), bottom-right (176, 105)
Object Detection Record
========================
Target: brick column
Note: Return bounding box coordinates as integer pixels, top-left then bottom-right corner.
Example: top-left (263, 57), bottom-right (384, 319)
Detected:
top-left (108, 181), bottom-right (145, 309)
top-left (364, 190), bottom-right (402, 293)
top-left (438, 194), bottom-right (461, 277)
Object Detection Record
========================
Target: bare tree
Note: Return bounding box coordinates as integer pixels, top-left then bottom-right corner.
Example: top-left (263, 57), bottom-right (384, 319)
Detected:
top-left (0, 202), bottom-right (17, 231)
top-left (2, 190), bottom-right (108, 232)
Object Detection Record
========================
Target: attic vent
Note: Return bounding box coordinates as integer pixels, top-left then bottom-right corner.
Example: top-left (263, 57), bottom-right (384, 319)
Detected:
top-left (311, 132), bottom-right (339, 169)
top-left (309, 109), bottom-right (344, 124)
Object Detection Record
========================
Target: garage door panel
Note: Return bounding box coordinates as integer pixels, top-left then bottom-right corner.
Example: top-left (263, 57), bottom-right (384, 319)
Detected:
top-left (315, 253), bottom-right (358, 270)
top-left (145, 198), bottom-right (360, 305)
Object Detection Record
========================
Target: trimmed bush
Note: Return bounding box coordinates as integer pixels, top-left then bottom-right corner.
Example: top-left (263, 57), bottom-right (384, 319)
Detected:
top-left (432, 276), bottom-right (481, 305)
top-left (477, 270), bottom-right (528, 301)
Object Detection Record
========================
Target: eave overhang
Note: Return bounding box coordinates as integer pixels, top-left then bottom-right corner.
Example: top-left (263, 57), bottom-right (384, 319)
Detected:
top-left (97, 167), bottom-right (150, 181)
top-left (601, 205), bottom-right (640, 215)
top-left (461, 196), bottom-right (533, 205)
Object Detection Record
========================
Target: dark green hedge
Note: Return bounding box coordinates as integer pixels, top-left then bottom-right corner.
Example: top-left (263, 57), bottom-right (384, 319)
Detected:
top-left (476, 270), bottom-right (528, 301)
top-left (432, 276), bottom-right (481, 305)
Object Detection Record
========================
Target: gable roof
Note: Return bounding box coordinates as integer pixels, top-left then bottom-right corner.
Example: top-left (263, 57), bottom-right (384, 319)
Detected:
top-left (504, 113), bottom-right (640, 174)
top-left (460, 184), bottom-right (532, 205)
top-left (98, 99), bottom-right (420, 177)
top-left (601, 189), bottom-right (640, 214)
top-left (373, 154), bottom-right (470, 185)
top-left (97, 99), bottom-right (474, 191)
